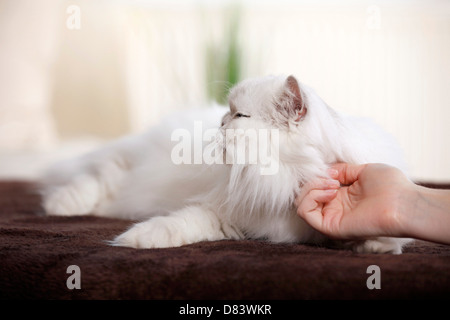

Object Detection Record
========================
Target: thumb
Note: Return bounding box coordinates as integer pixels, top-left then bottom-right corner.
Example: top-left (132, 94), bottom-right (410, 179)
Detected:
top-left (331, 163), bottom-right (368, 186)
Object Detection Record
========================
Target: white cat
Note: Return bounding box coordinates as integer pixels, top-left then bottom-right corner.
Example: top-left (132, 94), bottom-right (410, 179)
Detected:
top-left (41, 75), bottom-right (412, 253)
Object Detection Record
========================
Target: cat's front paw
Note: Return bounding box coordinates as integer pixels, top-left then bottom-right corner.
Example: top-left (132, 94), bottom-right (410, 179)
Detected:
top-left (352, 237), bottom-right (412, 254)
top-left (43, 175), bottom-right (99, 216)
top-left (111, 217), bottom-right (188, 249)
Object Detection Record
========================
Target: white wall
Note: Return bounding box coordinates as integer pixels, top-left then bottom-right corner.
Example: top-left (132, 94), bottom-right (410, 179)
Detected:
top-left (0, 0), bottom-right (449, 182)
top-left (240, 1), bottom-right (450, 181)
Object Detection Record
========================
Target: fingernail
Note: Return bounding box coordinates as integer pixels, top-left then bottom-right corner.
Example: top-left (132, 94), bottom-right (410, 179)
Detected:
top-left (325, 189), bottom-right (338, 194)
top-left (326, 179), bottom-right (340, 188)
top-left (327, 168), bottom-right (339, 178)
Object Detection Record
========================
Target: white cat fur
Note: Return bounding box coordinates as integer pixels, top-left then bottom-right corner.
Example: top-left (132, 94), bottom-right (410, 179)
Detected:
top-left (41, 75), bottom-right (412, 253)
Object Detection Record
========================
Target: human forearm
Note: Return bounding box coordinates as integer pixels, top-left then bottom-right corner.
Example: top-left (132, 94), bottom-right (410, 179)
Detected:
top-left (401, 185), bottom-right (450, 245)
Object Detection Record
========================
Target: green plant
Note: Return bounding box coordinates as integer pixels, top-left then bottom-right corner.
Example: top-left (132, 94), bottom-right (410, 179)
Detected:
top-left (205, 5), bottom-right (242, 105)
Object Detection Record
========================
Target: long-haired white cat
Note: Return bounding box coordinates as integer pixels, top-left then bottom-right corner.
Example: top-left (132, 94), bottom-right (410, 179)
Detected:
top-left (41, 75), bottom-right (412, 253)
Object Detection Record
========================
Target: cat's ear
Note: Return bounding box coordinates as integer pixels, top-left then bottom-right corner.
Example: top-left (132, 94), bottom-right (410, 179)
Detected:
top-left (284, 75), bottom-right (307, 122)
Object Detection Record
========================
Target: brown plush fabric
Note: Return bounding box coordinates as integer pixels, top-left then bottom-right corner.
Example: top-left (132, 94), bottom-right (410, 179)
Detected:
top-left (0, 181), bottom-right (449, 300)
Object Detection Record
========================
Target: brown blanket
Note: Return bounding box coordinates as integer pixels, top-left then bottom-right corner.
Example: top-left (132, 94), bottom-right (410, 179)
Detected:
top-left (0, 181), bottom-right (449, 300)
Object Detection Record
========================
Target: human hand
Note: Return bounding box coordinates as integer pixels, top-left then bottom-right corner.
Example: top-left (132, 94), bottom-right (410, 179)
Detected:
top-left (295, 163), bottom-right (412, 240)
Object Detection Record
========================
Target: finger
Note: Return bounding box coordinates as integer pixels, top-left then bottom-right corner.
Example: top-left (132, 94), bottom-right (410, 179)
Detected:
top-left (297, 189), bottom-right (337, 218)
top-left (297, 178), bottom-right (340, 204)
top-left (331, 163), bottom-right (368, 186)
top-left (305, 178), bottom-right (340, 192)
top-left (297, 189), bottom-right (338, 230)
top-left (309, 188), bottom-right (338, 204)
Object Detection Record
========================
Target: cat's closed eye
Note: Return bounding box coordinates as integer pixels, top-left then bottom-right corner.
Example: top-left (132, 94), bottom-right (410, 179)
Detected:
top-left (234, 112), bottom-right (250, 118)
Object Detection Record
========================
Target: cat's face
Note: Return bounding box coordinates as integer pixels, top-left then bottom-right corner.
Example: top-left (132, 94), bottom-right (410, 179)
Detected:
top-left (221, 75), bottom-right (308, 130)
top-left (216, 75), bottom-right (311, 174)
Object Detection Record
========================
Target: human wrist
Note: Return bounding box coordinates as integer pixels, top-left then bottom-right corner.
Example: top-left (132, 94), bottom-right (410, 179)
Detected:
top-left (395, 183), bottom-right (424, 238)
top-left (378, 181), bottom-right (417, 238)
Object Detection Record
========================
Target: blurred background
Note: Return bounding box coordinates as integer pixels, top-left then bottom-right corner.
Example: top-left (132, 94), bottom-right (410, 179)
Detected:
top-left (0, 0), bottom-right (449, 182)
